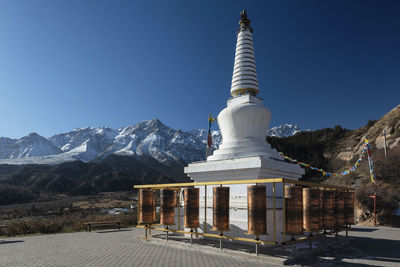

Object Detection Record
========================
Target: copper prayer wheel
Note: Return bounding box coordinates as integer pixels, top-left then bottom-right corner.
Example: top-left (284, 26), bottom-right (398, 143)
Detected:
top-left (173, 190), bottom-right (179, 207)
top-left (335, 191), bottom-right (346, 229)
top-left (247, 185), bottom-right (267, 235)
top-left (184, 188), bottom-right (199, 228)
top-left (138, 189), bottom-right (156, 224)
top-left (321, 190), bottom-right (335, 230)
top-left (212, 187), bottom-right (230, 232)
top-left (160, 189), bottom-right (175, 225)
top-left (285, 185), bottom-right (303, 235)
top-left (303, 188), bottom-right (320, 232)
top-left (344, 191), bottom-right (355, 225)
top-left (319, 189), bottom-right (323, 229)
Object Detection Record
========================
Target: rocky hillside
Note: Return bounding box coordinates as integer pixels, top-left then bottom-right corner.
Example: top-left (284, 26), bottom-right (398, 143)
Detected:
top-left (333, 105), bottom-right (400, 162)
top-left (268, 104), bottom-right (400, 184)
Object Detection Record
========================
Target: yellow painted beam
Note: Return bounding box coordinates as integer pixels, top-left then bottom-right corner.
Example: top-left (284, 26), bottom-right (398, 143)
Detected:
top-left (134, 178), bottom-right (284, 189)
top-left (136, 225), bottom-right (277, 245)
top-left (134, 178), bottom-right (352, 191)
top-left (283, 178), bottom-right (353, 191)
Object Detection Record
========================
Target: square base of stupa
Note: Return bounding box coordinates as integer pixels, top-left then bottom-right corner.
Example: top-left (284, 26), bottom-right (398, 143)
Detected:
top-left (182, 155), bottom-right (305, 245)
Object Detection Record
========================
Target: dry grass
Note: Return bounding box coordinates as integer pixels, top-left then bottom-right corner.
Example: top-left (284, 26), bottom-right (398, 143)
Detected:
top-left (0, 192), bottom-right (137, 237)
top-left (0, 212), bottom-right (137, 237)
top-left (73, 199), bottom-right (132, 209)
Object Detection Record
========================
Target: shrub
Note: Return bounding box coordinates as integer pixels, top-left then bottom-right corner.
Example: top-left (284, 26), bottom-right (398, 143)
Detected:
top-left (374, 147), bottom-right (400, 186)
top-left (355, 182), bottom-right (400, 226)
top-left (366, 119), bottom-right (377, 128)
top-left (267, 125), bottom-right (348, 181)
top-left (354, 145), bottom-right (400, 226)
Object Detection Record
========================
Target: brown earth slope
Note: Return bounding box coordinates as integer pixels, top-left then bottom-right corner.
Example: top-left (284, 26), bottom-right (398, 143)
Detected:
top-left (326, 104), bottom-right (400, 185)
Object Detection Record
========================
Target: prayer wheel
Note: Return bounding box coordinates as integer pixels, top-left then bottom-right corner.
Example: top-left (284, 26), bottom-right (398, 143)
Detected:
top-left (321, 190), bottom-right (335, 230)
top-left (160, 189), bottom-right (175, 225)
top-left (319, 190), bottom-right (324, 230)
top-left (212, 187), bottom-right (230, 232)
top-left (303, 188), bottom-right (320, 232)
top-left (138, 189), bottom-right (156, 224)
top-left (247, 185), bottom-right (267, 235)
top-left (173, 190), bottom-right (179, 207)
top-left (284, 185), bottom-right (303, 235)
top-left (184, 188), bottom-right (199, 228)
top-left (336, 191), bottom-right (346, 229)
top-left (345, 191), bottom-right (355, 225)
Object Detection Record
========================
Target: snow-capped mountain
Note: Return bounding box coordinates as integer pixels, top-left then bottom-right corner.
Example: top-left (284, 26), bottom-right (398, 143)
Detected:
top-left (267, 124), bottom-right (303, 138)
top-left (0, 133), bottom-right (61, 159)
top-left (0, 119), bottom-right (301, 165)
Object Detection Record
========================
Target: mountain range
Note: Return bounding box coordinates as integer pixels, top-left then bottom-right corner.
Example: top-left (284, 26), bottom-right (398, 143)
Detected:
top-left (0, 121), bottom-right (301, 166)
top-left (1, 105), bottom-right (399, 204)
top-left (0, 121), bottom-right (302, 203)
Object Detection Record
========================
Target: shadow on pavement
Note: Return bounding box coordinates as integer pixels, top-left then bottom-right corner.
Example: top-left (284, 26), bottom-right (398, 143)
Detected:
top-left (0, 240), bottom-right (24, 245)
top-left (149, 230), bottom-right (400, 267)
top-left (149, 232), bottom-right (312, 260)
top-left (285, 235), bottom-right (400, 266)
top-left (349, 227), bottom-right (378, 232)
top-left (95, 229), bottom-right (132, 234)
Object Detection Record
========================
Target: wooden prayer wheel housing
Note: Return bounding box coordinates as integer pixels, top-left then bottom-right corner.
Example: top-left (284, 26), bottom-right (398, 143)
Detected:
top-left (303, 188), bottom-right (320, 232)
top-left (160, 189), bottom-right (175, 226)
top-left (345, 191), bottom-right (355, 225)
top-left (213, 187), bottom-right (230, 232)
top-left (247, 185), bottom-right (267, 235)
top-left (138, 189), bottom-right (156, 224)
top-left (335, 191), bottom-right (346, 229)
top-left (184, 188), bottom-right (199, 228)
top-left (321, 190), bottom-right (335, 230)
top-left (285, 185), bottom-right (303, 235)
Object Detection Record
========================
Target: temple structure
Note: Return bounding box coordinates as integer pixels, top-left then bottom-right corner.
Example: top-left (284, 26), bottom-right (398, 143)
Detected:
top-left (184, 10), bottom-right (304, 243)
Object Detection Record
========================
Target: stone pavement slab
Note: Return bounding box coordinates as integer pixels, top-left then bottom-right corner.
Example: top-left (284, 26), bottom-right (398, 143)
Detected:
top-left (0, 228), bottom-right (284, 267)
top-left (286, 225), bottom-right (400, 266)
top-left (1, 226), bottom-right (399, 266)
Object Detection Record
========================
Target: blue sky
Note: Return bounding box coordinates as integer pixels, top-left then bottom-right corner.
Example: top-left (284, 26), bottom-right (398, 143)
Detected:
top-left (0, 0), bottom-right (399, 138)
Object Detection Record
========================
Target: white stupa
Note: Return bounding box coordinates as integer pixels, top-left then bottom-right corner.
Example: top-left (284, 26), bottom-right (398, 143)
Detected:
top-left (183, 10), bottom-right (304, 243)
top-left (185, 10), bottom-right (303, 181)
top-left (207, 13), bottom-right (274, 161)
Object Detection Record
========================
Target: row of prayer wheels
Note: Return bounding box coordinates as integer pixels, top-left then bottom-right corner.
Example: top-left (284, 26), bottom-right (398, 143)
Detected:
top-left (138, 185), bottom-right (270, 235)
top-left (138, 187), bottom-right (230, 232)
top-left (285, 186), bottom-right (354, 235)
top-left (138, 185), bottom-right (354, 236)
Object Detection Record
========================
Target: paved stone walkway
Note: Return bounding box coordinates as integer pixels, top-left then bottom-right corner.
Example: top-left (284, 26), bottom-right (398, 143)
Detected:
top-left (1, 226), bottom-right (399, 266)
top-left (0, 228), bottom-right (285, 267)
top-left (297, 225), bottom-right (400, 267)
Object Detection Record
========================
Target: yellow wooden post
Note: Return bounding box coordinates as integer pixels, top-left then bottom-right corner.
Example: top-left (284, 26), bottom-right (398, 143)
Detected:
top-left (273, 182), bottom-right (276, 243)
top-left (178, 189), bottom-right (181, 231)
top-left (204, 185), bottom-right (207, 233)
top-left (282, 182), bottom-right (286, 243)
